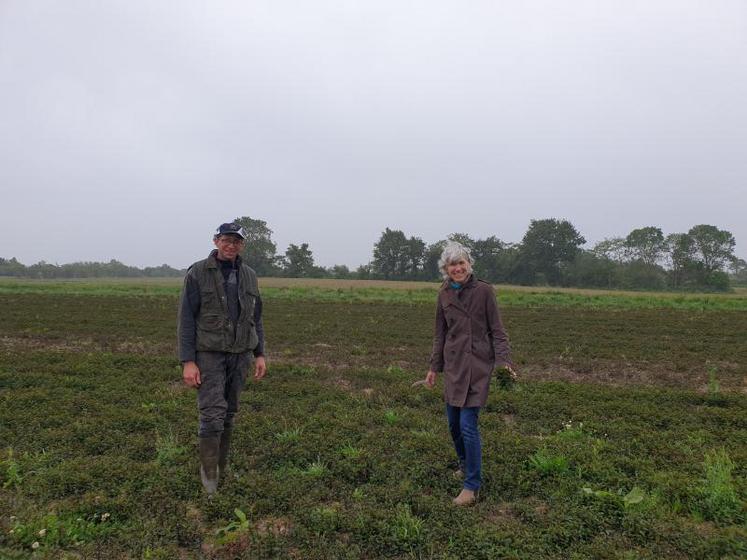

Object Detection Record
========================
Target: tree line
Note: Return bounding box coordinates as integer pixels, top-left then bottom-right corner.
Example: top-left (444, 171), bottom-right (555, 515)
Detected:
top-left (231, 216), bottom-right (745, 291)
top-left (0, 258), bottom-right (183, 279)
top-left (2, 216), bottom-right (745, 290)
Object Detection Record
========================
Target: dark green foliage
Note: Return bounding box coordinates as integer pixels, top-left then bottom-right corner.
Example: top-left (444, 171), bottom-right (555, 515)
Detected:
top-left (371, 228), bottom-right (427, 280)
top-left (516, 218), bottom-right (586, 285)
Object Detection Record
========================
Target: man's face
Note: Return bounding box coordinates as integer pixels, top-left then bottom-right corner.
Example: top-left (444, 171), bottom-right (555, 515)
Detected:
top-left (214, 234), bottom-right (245, 261)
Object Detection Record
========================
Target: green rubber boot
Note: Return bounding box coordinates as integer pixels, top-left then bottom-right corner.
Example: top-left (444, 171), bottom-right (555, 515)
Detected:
top-left (199, 435), bottom-right (221, 496)
top-left (218, 427), bottom-right (233, 479)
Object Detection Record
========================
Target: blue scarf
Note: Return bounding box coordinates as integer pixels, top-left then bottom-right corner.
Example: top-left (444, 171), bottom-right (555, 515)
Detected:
top-left (449, 281), bottom-right (462, 290)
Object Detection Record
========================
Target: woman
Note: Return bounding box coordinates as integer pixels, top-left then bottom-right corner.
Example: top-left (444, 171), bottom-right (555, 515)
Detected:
top-left (424, 241), bottom-right (516, 506)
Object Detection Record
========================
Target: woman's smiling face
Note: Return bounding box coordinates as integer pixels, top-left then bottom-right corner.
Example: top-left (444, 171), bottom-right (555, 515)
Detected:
top-left (446, 258), bottom-right (471, 283)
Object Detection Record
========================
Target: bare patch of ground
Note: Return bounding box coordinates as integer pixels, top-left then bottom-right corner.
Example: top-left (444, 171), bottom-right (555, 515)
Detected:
top-left (255, 516), bottom-right (292, 537)
top-left (518, 361), bottom-right (746, 391)
top-left (0, 334), bottom-right (170, 355)
top-left (4, 334), bottom-right (744, 392)
top-left (329, 376), bottom-right (353, 391)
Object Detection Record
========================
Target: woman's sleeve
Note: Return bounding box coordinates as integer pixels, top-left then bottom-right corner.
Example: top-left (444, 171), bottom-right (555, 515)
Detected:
top-left (429, 298), bottom-right (447, 372)
top-left (486, 286), bottom-right (513, 368)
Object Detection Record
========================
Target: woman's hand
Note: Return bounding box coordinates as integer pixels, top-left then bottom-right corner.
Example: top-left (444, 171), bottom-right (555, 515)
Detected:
top-left (495, 365), bottom-right (517, 390)
top-left (425, 370), bottom-right (437, 388)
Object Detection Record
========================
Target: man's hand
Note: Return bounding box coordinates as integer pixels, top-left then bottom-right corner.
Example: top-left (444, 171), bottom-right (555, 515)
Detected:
top-left (183, 361), bottom-right (201, 388)
top-left (424, 370), bottom-right (437, 388)
top-left (253, 356), bottom-right (267, 380)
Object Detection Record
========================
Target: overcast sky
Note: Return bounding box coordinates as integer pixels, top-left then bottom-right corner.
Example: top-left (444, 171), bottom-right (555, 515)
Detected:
top-left (1, 1), bottom-right (745, 269)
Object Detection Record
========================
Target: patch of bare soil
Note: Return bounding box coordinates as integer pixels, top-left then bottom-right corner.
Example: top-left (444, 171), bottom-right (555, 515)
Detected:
top-left (329, 376), bottom-right (353, 391)
top-left (486, 502), bottom-right (519, 524)
top-left (518, 361), bottom-right (746, 391)
top-left (0, 335), bottom-right (96, 353)
top-left (255, 516), bottom-right (293, 537)
top-left (0, 334), bottom-right (170, 355)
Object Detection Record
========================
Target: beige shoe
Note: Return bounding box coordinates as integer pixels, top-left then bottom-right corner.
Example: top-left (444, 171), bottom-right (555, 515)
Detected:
top-left (452, 488), bottom-right (478, 506)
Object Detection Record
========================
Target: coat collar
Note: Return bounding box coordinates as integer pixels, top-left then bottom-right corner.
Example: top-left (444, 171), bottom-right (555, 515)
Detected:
top-left (442, 274), bottom-right (476, 310)
top-left (206, 249), bottom-right (242, 269)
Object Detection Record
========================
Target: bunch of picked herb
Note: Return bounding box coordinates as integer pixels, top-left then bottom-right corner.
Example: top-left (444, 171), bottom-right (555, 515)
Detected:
top-left (495, 365), bottom-right (518, 390)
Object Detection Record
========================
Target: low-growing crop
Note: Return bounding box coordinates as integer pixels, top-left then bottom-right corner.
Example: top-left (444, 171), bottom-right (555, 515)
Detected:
top-left (8, 512), bottom-right (115, 549)
top-left (1, 281), bottom-right (746, 559)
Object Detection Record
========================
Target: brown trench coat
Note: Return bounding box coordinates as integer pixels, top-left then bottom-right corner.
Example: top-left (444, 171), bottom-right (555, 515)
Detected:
top-left (429, 276), bottom-right (513, 408)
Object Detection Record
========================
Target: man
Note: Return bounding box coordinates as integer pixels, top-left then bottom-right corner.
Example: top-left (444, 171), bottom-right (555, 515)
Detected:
top-left (177, 222), bottom-right (267, 495)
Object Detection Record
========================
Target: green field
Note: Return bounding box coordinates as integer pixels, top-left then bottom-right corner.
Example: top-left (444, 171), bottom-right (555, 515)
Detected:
top-left (1, 279), bottom-right (745, 559)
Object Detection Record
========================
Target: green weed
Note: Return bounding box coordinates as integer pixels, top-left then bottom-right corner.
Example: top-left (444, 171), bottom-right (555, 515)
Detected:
top-left (304, 457), bottom-right (328, 477)
top-left (388, 503), bottom-right (424, 547)
top-left (529, 448), bottom-right (570, 475)
top-left (582, 486), bottom-right (651, 511)
top-left (698, 449), bottom-right (742, 523)
top-left (154, 430), bottom-right (186, 466)
top-left (384, 410), bottom-right (399, 425)
top-left (340, 443), bottom-right (363, 460)
top-left (275, 426), bottom-right (303, 443)
top-left (216, 508), bottom-right (251, 541)
top-left (351, 344), bottom-right (368, 355)
top-left (1, 448), bottom-right (23, 489)
top-left (308, 505), bottom-right (339, 534)
top-left (556, 420), bottom-right (585, 441)
top-left (707, 364), bottom-right (721, 401)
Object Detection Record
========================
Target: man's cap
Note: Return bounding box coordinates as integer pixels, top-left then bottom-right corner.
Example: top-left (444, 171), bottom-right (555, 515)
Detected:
top-left (216, 222), bottom-right (247, 239)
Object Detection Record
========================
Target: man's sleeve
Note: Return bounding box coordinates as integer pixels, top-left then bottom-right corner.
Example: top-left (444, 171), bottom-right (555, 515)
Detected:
top-left (253, 295), bottom-right (265, 357)
top-left (177, 272), bottom-right (201, 363)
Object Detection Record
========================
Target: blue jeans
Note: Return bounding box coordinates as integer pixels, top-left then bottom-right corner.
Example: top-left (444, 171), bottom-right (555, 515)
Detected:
top-left (445, 404), bottom-right (481, 491)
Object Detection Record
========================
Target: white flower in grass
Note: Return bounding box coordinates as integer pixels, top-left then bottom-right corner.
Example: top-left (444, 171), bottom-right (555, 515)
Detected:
top-left (38, 528), bottom-right (46, 537)
top-left (101, 512), bottom-right (111, 522)
top-left (32, 541), bottom-right (40, 549)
